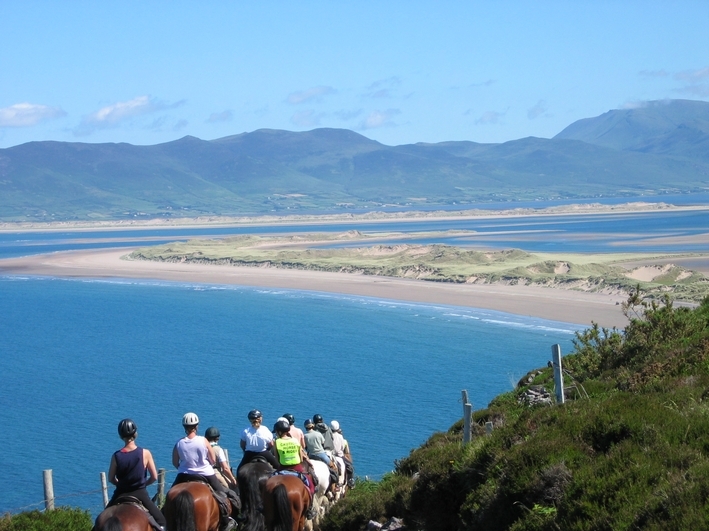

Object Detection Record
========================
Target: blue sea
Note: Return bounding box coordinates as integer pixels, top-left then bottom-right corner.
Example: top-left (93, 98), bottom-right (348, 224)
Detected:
top-left (2, 197), bottom-right (708, 515)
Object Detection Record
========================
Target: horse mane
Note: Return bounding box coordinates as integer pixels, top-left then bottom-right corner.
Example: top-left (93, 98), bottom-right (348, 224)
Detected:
top-left (170, 489), bottom-right (197, 531)
top-left (271, 483), bottom-right (293, 531)
top-left (238, 461), bottom-right (273, 531)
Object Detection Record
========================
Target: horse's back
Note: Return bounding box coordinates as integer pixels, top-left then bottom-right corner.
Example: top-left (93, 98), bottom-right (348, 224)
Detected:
top-left (164, 481), bottom-right (219, 531)
top-left (94, 504), bottom-right (151, 531)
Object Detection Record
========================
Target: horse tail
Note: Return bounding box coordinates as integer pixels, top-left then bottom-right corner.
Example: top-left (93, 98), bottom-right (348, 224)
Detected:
top-left (272, 483), bottom-right (293, 531)
top-left (170, 489), bottom-right (197, 531)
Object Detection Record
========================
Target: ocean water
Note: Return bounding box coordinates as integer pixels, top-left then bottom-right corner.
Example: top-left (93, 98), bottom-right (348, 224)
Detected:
top-left (2, 203), bottom-right (708, 515)
top-left (0, 275), bottom-right (578, 515)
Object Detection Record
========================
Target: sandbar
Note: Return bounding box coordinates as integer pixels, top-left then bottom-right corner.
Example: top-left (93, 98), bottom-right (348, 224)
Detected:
top-left (0, 248), bottom-right (630, 328)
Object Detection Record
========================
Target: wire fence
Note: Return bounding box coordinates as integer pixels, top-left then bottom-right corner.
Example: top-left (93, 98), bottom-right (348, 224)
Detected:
top-left (2, 468), bottom-right (183, 516)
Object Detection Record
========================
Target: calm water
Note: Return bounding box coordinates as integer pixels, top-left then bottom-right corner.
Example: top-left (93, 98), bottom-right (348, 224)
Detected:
top-left (2, 199), bottom-right (708, 515)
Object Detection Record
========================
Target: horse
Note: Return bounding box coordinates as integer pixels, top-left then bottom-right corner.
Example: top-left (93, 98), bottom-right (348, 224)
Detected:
top-left (308, 459), bottom-right (332, 523)
top-left (331, 455), bottom-right (347, 501)
top-left (237, 459), bottom-right (275, 531)
top-left (261, 474), bottom-right (311, 531)
top-left (93, 503), bottom-right (152, 531)
top-left (163, 482), bottom-right (223, 531)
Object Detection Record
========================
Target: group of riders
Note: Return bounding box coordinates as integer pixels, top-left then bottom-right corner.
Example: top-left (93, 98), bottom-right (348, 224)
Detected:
top-left (98, 410), bottom-right (355, 531)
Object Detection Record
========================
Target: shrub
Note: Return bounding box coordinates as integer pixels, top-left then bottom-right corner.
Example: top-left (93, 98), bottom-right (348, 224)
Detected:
top-left (0, 508), bottom-right (92, 531)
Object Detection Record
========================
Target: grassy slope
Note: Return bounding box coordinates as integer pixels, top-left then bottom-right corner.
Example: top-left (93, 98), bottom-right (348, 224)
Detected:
top-left (322, 296), bottom-right (709, 531)
top-left (127, 232), bottom-right (709, 302)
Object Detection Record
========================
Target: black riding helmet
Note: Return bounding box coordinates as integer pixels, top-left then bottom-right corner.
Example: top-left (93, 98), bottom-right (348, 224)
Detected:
top-left (274, 420), bottom-right (290, 434)
top-left (283, 413), bottom-right (295, 426)
top-left (304, 418), bottom-right (314, 428)
top-left (118, 418), bottom-right (137, 439)
top-left (313, 414), bottom-right (324, 424)
top-left (205, 426), bottom-right (220, 440)
top-left (248, 409), bottom-right (262, 420)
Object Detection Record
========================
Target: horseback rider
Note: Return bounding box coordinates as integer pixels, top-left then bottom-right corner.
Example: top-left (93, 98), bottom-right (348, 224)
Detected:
top-left (171, 412), bottom-right (237, 531)
top-left (272, 419), bottom-right (317, 519)
top-left (102, 419), bottom-right (167, 531)
top-left (330, 420), bottom-right (355, 488)
top-left (205, 426), bottom-right (238, 489)
top-left (313, 413), bottom-right (335, 452)
top-left (237, 409), bottom-right (280, 470)
top-left (303, 418), bottom-right (330, 465)
top-left (283, 413), bottom-right (306, 448)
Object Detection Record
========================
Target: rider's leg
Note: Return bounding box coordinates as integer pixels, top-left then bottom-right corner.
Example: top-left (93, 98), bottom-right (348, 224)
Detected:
top-left (132, 488), bottom-right (167, 528)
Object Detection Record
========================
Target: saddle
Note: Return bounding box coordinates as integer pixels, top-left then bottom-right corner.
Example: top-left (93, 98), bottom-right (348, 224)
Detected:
top-left (111, 495), bottom-right (162, 531)
top-left (177, 475), bottom-right (240, 517)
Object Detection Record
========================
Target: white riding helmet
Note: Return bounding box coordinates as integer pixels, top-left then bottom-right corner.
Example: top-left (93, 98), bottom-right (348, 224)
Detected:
top-left (330, 420), bottom-right (340, 431)
top-left (182, 412), bottom-right (199, 426)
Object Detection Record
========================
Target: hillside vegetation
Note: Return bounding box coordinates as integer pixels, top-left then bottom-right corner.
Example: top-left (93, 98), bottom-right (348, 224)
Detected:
top-left (127, 232), bottom-right (709, 302)
top-left (322, 293), bottom-right (709, 530)
top-left (2, 99), bottom-right (709, 221)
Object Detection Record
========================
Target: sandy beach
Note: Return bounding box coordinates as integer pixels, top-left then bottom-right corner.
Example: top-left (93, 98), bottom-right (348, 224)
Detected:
top-left (0, 248), bottom-right (630, 328)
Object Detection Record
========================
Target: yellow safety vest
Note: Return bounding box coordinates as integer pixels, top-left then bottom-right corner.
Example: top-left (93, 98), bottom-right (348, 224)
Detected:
top-left (275, 437), bottom-right (302, 466)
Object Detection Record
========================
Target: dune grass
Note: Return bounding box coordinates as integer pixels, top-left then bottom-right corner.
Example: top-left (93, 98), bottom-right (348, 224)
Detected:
top-left (127, 231), bottom-right (709, 301)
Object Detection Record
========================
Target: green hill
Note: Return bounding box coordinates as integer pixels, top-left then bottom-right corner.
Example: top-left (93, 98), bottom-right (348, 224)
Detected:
top-left (2, 100), bottom-right (709, 221)
top-left (323, 293), bottom-right (709, 530)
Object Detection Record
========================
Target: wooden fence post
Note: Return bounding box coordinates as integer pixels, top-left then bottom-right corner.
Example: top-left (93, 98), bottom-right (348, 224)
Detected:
top-left (43, 469), bottom-right (55, 511)
top-left (100, 472), bottom-right (109, 507)
top-left (552, 344), bottom-right (565, 405)
top-left (157, 468), bottom-right (166, 507)
top-left (463, 403), bottom-right (473, 444)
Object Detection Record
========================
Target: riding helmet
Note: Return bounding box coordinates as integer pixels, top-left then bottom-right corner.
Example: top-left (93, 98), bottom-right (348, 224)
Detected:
top-left (205, 426), bottom-right (220, 440)
top-left (304, 418), bottom-right (314, 428)
top-left (118, 418), bottom-right (137, 439)
top-left (313, 414), bottom-right (324, 424)
top-left (182, 412), bottom-right (199, 426)
top-left (283, 413), bottom-right (295, 426)
top-left (274, 420), bottom-right (290, 434)
top-left (330, 420), bottom-right (340, 431)
top-left (248, 409), bottom-right (262, 420)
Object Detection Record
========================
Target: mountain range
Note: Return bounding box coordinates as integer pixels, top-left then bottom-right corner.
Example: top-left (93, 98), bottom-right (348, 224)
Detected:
top-left (1, 99), bottom-right (708, 221)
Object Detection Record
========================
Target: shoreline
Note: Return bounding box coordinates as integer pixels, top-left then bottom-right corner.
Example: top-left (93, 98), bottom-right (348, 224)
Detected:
top-left (0, 248), bottom-right (630, 328)
top-left (1, 201), bottom-right (705, 234)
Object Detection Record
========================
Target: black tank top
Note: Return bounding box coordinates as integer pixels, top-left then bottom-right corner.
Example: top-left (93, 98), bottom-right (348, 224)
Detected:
top-left (114, 446), bottom-right (147, 493)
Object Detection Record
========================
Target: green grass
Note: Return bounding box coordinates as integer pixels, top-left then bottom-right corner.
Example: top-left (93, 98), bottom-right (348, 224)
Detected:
top-left (0, 508), bottom-right (92, 531)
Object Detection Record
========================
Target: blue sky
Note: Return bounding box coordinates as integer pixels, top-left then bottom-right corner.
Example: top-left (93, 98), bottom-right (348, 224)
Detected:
top-left (1, 2), bottom-right (707, 149)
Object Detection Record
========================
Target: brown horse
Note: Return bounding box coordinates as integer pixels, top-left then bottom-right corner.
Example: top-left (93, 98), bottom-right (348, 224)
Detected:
top-left (261, 474), bottom-right (311, 531)
top-left (93, 503), bottom-right (152, 531)
top-left (163, 482), bottom-right (221, 531)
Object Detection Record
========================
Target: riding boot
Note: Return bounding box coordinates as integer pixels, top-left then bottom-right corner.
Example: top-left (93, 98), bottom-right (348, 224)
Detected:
top-left (220, 515), bottom-right (237, 531)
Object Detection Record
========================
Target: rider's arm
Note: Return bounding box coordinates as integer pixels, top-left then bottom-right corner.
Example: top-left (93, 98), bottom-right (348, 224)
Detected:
top-left (108, 454), bottom-right (118, 486)
top-left (205, 438), bottom-right (217, 465)
top-left (143, 449), bottom-right (158, 486)
top-left (172, 444), bottom-right (180, 469)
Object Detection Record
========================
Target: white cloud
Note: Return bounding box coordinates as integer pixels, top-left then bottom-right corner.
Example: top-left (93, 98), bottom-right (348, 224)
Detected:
top-left (174, 119), bottom-right (189, 131)
top-left (206, 110), bottom-right (233, 123)
top-left (359, 109), bottom-right (401, 130)
top-left (286, 86), bottom-right (336, 105)
top-left (363, 77), bottom-right (401, 99)
top-left (475, 110), bottom-right (505, 125)
top-left (75, 96), bottom-right (184, 136)
top-left (0, 103), bottom-right (66, 127)
top-left (527, 100), bottom-right (548, 120)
